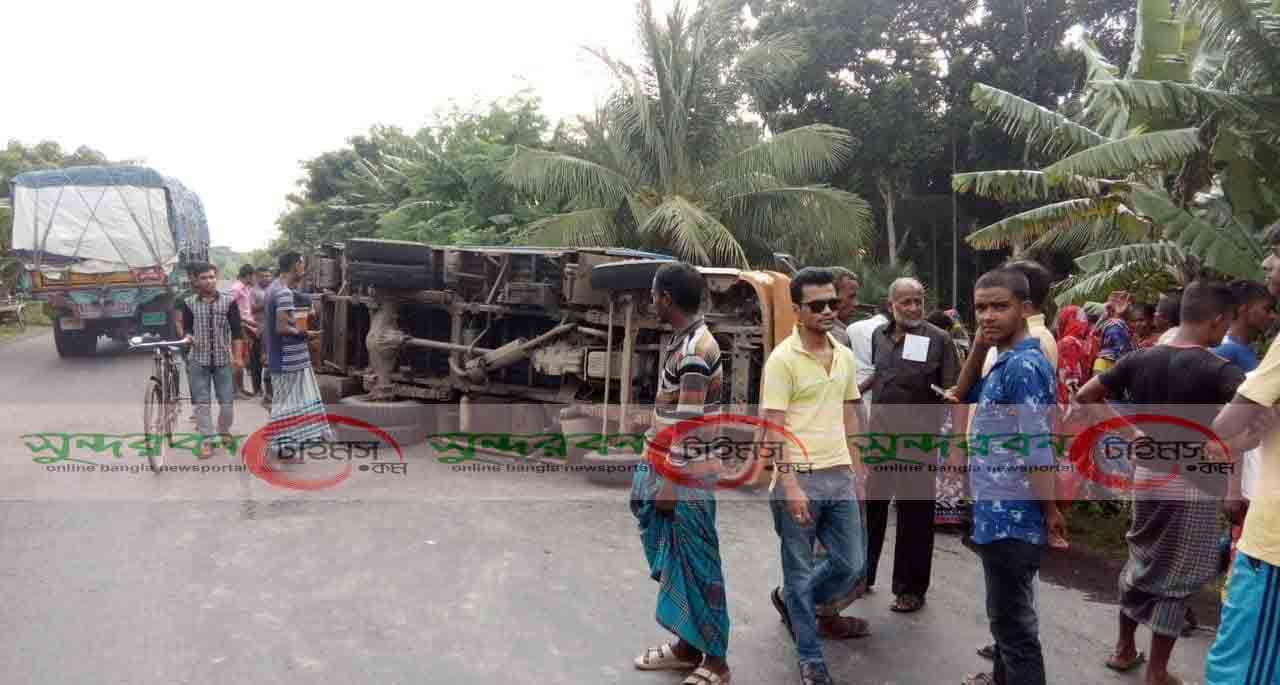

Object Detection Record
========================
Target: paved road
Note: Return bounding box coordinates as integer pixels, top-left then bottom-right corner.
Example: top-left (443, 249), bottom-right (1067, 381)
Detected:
top-left (0, 330), bottom-right (1217, 684)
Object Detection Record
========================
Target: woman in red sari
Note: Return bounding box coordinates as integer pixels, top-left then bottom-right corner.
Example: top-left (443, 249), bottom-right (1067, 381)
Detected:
top-left (1052, 305), bottom-right (1094, 547)
top-left (1056, 305), bottom-right (1093, 407)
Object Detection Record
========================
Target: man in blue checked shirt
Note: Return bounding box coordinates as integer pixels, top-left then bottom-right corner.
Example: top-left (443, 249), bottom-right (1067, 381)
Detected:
top-left (960, 267), bottom-right (1066, 685)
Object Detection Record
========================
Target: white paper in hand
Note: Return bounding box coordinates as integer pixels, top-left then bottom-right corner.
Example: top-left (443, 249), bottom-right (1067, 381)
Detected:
top-left (903, 334), bottom-right (930, 362)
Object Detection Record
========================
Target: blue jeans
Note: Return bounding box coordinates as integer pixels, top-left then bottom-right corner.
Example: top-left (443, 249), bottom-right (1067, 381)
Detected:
top-left (770, 467), bottom-right (865, 666)
top-left (977, 539), bottom-right (1046, 685)
top-left (187, 361), bottom-right (233, 439)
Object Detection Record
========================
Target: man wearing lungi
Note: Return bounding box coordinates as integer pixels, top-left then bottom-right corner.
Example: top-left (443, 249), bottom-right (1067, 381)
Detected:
top-left (264, 252), bottom-right (332, 464)
top-left (630, 262), bottom-right (730, 685)
top-left (1077, 281), bottom-right (1246, 685)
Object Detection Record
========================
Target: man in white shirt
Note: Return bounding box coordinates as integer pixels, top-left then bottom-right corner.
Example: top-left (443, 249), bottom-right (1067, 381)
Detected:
top-left (849, 302), bottom-right (890, 401)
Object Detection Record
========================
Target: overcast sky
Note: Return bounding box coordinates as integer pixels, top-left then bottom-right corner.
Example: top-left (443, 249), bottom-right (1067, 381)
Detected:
top-left (5, 0), bottom-right (673, 252)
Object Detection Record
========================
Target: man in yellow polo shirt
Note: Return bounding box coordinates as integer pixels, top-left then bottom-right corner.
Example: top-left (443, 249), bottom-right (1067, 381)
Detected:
top-left (762, 267), bottom-right (868, 685)
top-left (1207, 226), bottom-right (1280, 685)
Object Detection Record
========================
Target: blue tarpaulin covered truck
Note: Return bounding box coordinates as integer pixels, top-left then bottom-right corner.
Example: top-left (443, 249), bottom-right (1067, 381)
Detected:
top-left (9, 165), bottom-right (210, 357)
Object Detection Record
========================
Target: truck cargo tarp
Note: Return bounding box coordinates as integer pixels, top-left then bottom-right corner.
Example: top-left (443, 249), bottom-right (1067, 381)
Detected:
top-left (9, 165), bottom-right (210, 274)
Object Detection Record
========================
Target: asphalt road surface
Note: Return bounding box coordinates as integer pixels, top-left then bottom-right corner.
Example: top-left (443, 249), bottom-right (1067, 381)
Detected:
top-left (0, 329), bottom-right (1217, 684)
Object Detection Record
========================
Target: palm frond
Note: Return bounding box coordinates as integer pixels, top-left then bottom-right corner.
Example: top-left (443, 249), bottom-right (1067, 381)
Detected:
top-left (1027, 207), bottom-right (1152, 254)
top-left (1131, 185), bottom-right (1266, 278)
top-left (1082, 38), bottom-right (1121, 83)
top-left (711, 124), bottom-right (853, 189)
top-left (736, 32), bottom-right (806, 95)
top-left (951, 170), bottom-right (1108, 202)
top-left (1043, 128), bottom-right (1202, 180)
top-left (504, 147), bottom-right (633, 207)
top-left (966, 196), bottom-right (1125, 249)
top-left (720, 186), bottom-right (871, 264)
top-left (1074, 240), bottom-right (1190, 273)
top-left (639, 195), bottom-right (748, 267)
top-left (971, 83), bottom-right (1110, 157)
top-left (1089, 79), bottom-right (1280, 131)
top-left (521, 208), bottom-right (620, 248)
top-left (1054, 244), bottom-right (1188, 305)
top-left (703, 171), bottom-right (788, 203)
top-left (1189, 0), bottom-right (1280, 90)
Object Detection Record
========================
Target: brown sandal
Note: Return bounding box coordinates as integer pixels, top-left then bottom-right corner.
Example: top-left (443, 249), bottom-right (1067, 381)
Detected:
top-left (818, 615), bottom-right (871, 639)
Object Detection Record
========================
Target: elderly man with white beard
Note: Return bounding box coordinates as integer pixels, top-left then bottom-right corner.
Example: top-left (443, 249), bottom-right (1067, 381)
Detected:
top-left (860, 277), bottom-right (960, 614)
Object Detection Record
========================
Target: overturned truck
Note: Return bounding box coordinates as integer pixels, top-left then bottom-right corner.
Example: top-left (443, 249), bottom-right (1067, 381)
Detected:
top-left (312, 239), bottom-right (796, 483)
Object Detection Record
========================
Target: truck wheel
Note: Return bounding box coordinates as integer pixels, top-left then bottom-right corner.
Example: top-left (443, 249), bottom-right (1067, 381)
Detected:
top-left (347, 261), bottom-right (434, 290)
top-left (346, 238), bottom-right (435, 267)
top-left (589, 259), bottom-right (671, 292)
top-left (330, 394), bottom-right (432, 432)
top-left (53, 318), bottom-right (96, 358)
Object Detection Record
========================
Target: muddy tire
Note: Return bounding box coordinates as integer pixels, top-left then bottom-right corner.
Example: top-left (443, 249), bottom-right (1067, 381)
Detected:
top-left (347, 261), bottom-right (434, 290)
top-left (53, 318), bottom-right (97, 358)
top-left (346, 238), bottom-right (435, 267)
top-left (330, 394), bottom-right (432, 431)
top-left (589, 259), bottom-right (672, 292)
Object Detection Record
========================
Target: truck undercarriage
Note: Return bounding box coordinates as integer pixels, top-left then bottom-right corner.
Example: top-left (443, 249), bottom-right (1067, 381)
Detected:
top-left (313, 240), bottom-right (795, 479)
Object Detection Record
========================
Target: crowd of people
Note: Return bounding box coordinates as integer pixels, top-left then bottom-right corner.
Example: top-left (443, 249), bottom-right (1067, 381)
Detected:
top-left (173, 252), bottom-right (329, 464)
top-left (629, 238), bottom-right (1280, 684)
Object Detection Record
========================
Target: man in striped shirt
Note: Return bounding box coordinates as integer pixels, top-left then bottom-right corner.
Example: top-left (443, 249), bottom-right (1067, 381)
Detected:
top-left (264, 252), bottom-right (332, 464)
top-left (630, 262), bottom-right (731, 685)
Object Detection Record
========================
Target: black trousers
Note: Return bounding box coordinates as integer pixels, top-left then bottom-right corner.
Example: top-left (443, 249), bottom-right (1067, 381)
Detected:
top-left (865, 463), bottom-right (936, 596)
top-left (978, 539), bottom-right (1046, 685)
top-left (248, 336), bottom-right (265, 395)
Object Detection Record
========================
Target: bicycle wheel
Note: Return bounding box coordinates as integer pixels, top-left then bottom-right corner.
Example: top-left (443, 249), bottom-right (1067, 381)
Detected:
top-left (142, 378), bottom-right (168, 472)
top-left (166, 361), bottom-right (183, 416)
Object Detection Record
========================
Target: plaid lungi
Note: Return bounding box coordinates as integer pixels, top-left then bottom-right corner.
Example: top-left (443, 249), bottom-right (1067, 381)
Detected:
top-left (267, 367), bottom-right (334, 451)
top-left (630, 465), bottom-right (729, 658)
top-left (1119, 467), bottom-right (1221, 637)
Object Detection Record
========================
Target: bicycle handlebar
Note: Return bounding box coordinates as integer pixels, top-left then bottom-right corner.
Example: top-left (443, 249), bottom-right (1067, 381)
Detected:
top-left (129, 336), bottom-right (192, 352)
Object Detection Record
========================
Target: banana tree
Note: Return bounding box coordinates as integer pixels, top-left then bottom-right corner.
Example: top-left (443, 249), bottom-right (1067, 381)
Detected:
top-left (953, 0), bottom-right (1280, 303)
top-left (503, 0), bottom-right (871, 268)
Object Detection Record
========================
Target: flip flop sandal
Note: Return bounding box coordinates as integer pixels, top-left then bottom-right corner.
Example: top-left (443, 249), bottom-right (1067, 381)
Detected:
top-left (890, 594), bottom-right (926, 613)
top-left (772, 587), bottom-right (795, 640)
top-left (634, 643), bottom-right (699, 671)
top-left (682, 666), bottom-right (731, 685)
top-left (1105, 651), bottom-right (1147, 672)
top-left (962, 673), bottom-right (995, 685)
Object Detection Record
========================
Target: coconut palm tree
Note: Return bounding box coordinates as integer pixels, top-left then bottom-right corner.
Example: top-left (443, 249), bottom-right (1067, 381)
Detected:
top-left (953, 0), bottom-right (1280, 302)
top-left (503, 0), bottom-right (870, 268)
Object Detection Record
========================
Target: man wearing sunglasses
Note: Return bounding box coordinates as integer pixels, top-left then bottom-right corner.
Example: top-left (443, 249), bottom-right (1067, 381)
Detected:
top-left (762, 267), bottom-right (869, 685)
top-left (863, 277), bottom-right (959, 614)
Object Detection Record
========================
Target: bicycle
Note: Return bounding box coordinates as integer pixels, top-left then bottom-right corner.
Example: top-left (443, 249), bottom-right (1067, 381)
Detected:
top-left (129, 334), bottom-right (192, 472)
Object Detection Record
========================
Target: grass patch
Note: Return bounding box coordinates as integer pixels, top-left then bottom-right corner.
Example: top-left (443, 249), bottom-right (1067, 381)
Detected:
top-left (0, 305), bottom-right (52, 344)
top-left (1066, 501), bottom-right (1131, 557)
